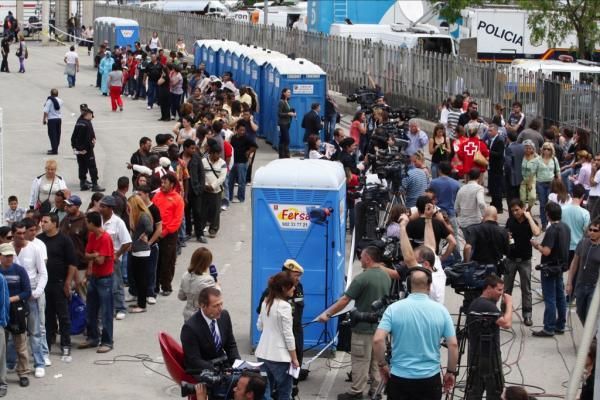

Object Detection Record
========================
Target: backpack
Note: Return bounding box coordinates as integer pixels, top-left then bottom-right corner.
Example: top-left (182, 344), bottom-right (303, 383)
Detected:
top-left (69, 291), bottom-right (87, 335)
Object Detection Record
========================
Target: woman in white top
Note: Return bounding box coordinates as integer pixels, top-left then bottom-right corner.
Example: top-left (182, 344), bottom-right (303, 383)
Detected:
top-left (108, 64), bottom-right (124, 112)
top-left (176, 115), bottom-right (197, 146)
top-left (548, 178), bottom-right (572, 207)
top-left (256, 272), bottom-right (299, 400)
top-left (307, 135), bottom-right (324, 159)
top-left (148, 31), bottom-right (161, 53)
top-left (29, 159), bottom-right (68, 210)
top-left (178, 247), bottom-right (218, 321)
top-left (175, 37), bottom-right (187, 57)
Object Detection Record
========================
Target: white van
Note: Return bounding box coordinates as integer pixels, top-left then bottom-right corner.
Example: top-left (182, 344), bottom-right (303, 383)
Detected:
top-left (329, 23), bottom-right (457, 56)
top-left (511, 58), bottom-right (600, 84)
top-left (159, 0), bottom-right (229, 17)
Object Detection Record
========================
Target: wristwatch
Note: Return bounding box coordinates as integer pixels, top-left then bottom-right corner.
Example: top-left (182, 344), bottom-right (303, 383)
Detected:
top-left (446, 369), bottom-right (458, 376)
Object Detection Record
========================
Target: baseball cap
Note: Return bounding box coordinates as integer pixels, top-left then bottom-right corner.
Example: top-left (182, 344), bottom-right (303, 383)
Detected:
top-left (159, 157), bottom-right (171, 168)
top-left (0, 243), bottom-right (16, 257)
top-left (99, 195), bottom-right (117, 208)
top-left (283, 259), bottom-right (304, 274)
top-left (65, 195), bottom-right (82, 207)
top-left (80, 104), bottom-right (94, 116)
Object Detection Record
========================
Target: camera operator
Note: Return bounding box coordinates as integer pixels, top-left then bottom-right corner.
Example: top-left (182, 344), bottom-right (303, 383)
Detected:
top-left (531, 201), bottom-right (570, 337)
top-left (504, 200), bottom-right (541, 327)
top-left (463, 206), bottom-right (509, 269)
top-left (317, 246), bottom-right (391, 400)
top-left (402, 152), bottom-right (429, 208)
top-left (465, 275), bottom-right (513, 400)
top-left (407, 195), bottom-right (456, 263)
top-left (181, 287), bottom-right (240, 373)
top-left (339, 137), bottom-right (361, 232)
top-left (374, 213), bottom-right (458, 399)
top-left (194, 370), bottom-right (267, 400)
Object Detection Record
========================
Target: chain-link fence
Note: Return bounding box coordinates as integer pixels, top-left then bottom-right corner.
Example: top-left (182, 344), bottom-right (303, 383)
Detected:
top-left (94, 3), bottom-right (599, 151)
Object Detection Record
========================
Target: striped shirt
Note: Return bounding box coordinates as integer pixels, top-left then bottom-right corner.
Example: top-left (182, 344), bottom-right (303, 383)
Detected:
top-left (402, 167), bottom-right (429, 208)
top-left (446, 108), bottom-right (462, 138)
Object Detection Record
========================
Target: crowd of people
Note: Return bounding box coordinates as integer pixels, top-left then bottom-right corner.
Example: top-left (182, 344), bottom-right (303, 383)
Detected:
top-left (2, 29), bottom-right (599, 399)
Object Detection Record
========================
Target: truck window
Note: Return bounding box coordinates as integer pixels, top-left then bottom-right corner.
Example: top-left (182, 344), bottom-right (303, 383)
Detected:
top-left (551, 71), bottom-right (571, 81)
top-left (422, 38), bottom-right (453, 55)
top-left (580, 72), bottom-right (600, 85)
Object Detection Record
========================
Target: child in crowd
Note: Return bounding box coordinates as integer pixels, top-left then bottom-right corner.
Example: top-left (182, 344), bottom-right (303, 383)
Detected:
top-left (4, 195), bottom-right (26, 226)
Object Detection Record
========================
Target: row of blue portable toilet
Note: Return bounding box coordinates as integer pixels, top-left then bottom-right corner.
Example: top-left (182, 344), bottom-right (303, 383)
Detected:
top-left (193, 39), bottom-right (327, 151)
top-left (93, 17), bottom-right (140, 49)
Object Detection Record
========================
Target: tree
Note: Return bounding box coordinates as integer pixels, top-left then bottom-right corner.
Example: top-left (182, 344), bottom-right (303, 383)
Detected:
top-left (435, 0), bottom-right (600, 60)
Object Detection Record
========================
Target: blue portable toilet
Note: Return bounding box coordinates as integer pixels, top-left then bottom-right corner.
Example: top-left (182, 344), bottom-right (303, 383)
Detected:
top-left (251, 159), bottom-right (347, 349)
top-left (271, 58), bottom-right (327, 150)
top-left (224, 43), bottom-right (241, 78)
top-left (230, 45), bottom-right (246, 84)
top-left (110, 18), bottom-right (139, 48)
top-left (193, 40), bottom-right (214, 70)
top-left (264, 61), bottom-right (280, 146)
top-left (206, 43), bottom-right (218, 76)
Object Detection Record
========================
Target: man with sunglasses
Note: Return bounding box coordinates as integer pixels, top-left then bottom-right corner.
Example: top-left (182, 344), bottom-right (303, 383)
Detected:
top-left (566, 218), bottom-right (600, 324)
top-left (589, 154), bottom-right (600, 221)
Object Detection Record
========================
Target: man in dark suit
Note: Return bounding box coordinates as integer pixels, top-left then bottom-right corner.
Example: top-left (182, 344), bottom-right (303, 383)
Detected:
top-left (181, 287), bottom-right (240, 373)
top-left (487, 124), bottom-right (505, 213)
top-left (504, 131), bottom-right (525, 212)
top-left (301, 103), bottom-right (323, 157)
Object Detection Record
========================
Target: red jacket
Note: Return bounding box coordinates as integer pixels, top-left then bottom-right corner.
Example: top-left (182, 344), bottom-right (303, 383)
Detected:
top-left (457, 137), bottom-right (489, 176)
top-left (152, 189), bottom-right (184, 237)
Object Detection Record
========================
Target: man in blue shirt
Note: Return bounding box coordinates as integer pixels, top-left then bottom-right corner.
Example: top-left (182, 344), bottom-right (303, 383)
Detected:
top-left (0, 245), bottom-right (10, 397)
top-left (402, 152), bottom-right (429, 208)
top-left (374, 214), bottom-right (458, 399)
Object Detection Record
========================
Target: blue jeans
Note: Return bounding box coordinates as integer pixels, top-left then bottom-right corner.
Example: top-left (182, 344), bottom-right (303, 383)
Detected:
top-left (147, 80), bottom-right (158, 107)
top-left (121, 252), bottom-right (129, 284)
top-left (540, 273), bottom-right (566, 333)
top-left (536, 181), bottom-right (551, 226)
top-left (136, 75), bottom-right (146, 98)
top-left (561, 168), bottom-right (573, 193)
top-left (87, 276), bottom-right (114, 346)
top-left (324, 114), bottom-right (337, 142)
top-left (170, 93), bottom-right (182, 118)
top-left (258, 358), bottom-right (293, 400)
top-left (113, 259), bottom-right (126, 314)
top-left (229, 163), bottom-right (248, 202)
top-left (431, 162), bottom-right (440, 179)
top-left (67, 73), bottom-right (76, 87)
top-left (7, 297), bottom-right (45, 369)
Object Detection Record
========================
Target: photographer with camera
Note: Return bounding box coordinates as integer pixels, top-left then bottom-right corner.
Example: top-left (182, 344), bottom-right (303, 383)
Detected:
top-left (373, 214), bottom-right (458, 399)
top-left (317, 247), bottom-right (391, 400)
top-left (181, 287), bottom-right (240, 374)
top-left (531, 201), bottom-right (570, 337)
top-left (193, 370), bottom-right (267, 400)
top-left (463, 206), bottom-right (509, 269)
top-left (504, 200), bottom-right (541, 327)
top-left (465, 275), bottom-right (513, 400)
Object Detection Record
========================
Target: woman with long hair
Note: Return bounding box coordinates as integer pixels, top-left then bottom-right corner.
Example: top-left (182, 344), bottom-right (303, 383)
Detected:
top-left (86, 192), bottom-right (104, 213)
top-left (536, 142), bottom-right (560, 226)
top-left (169, 64), bottom-right (184, 120)
top-left (548, 177), bottom-right (572, 206)
top-left (157, 65), bottom-right (171, 121)
top-left (108, 64), bottom-right (124, 112)
top-left (429, 123), bottom-right (451, 178)
top-left (178, 247), bottom-right (218, 321)
top-left (520, 140), bottom-right (540, 210)
top-left (385, 204), bottom-right (409, 239)
top-left (176, 115), bottom-right (197, 146)
top-left (127, 195), bottom-right (154, 313)
top-left (256, 272), bottom-right (299, 400)
top-left (307, 134), bottom-right (323, 159)
top-left (277, 88), bottom-right (296, 159)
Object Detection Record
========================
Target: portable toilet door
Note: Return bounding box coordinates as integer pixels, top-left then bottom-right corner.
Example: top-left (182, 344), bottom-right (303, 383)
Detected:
top-left (113, 19), bottom-right (139, 48)
top-left (193, 40), bottom-right (205, 68)
top-left (276, 58), bottom-right (327, 150)
top-left (200, 41), bottom-right (213, 73)
top-left (216, 42), bottom-right (228, 77)
top-left (224, 44), bottom-right (237, 78)
top-left (251, 159), bottom-right (347, 349)
top-left (206, 43), bottom-right (219, 77)
top-left (264, 61), bottom-right (279, 146)
top-left (230, 45), bottom-right (245, 84)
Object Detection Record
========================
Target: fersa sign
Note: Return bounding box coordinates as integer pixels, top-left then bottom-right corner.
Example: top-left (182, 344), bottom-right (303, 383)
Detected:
top-left (477, 20), bottom-right (523, 46)
top-left (270, 204), bottom-right (314, 230)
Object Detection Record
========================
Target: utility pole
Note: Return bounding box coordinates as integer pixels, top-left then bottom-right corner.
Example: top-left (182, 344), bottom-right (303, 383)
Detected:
top-left (264, 0), bottom-right (268, 25)
top-left (41, 0), bottom-right (50, 45)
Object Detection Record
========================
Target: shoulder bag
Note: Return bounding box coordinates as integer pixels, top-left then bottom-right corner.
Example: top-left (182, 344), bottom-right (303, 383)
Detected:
top-left (37, 177), bottom-right (55, 213)
top-left (473, 142), bottom-right (488, 168)
top-left (7, 300), bottom-right (29, 334)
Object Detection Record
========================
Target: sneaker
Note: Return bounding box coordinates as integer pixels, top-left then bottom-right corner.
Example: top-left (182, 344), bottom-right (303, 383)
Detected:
top-left (44, 355), bottom-right (52, 367)
top-left (147, 296), bottom-right (157, 305)
top-left (77, 341), bottom-right (98, 349)
top-left (221, 204), bottom-right (228, 211)
top-left (147, 105), bottom-right (151, 110)
top-left (61, 347), bottom-right (72, 363)
top-left (161, 290), bottom-right (172, 297)
top-left (125, 293), bottom-right (137, 302)
top-left (97, 345), bottom-right (112, 354)
top-left (208, 231), bottom-right (217, 238)
top-left (555, 329), bottom-right (565, 335)
top-left (19, 377), bottom-right (29, 387)
top-left (92, 184), bottom-right (105, 192)
top-left (116, 311), bottom-right (126, 320)
top-left (34, 367), bottom-right (45, 378)
top-left (232, 198), bottom-right (240, 203)
top-left (0, 384), bottom-right (7, 397)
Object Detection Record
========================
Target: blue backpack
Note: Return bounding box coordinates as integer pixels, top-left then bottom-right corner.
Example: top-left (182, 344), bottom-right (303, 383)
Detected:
top-left (69, 292), bottom-right (86, 335)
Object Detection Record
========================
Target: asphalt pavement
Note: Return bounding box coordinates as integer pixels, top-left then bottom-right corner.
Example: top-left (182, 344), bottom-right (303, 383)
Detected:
top-left (0, 43), bottom-right (581, 399)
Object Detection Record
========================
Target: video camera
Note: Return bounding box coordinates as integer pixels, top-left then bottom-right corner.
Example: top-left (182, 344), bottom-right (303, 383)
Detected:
top-left (347, 86), bottom-right (379, 108)
top-left (345, 293), bottom-right (400, 327)
top-left (444, 262), bottom-right (498, 292)
top-left (181, 358), bottom-right (260, 399)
